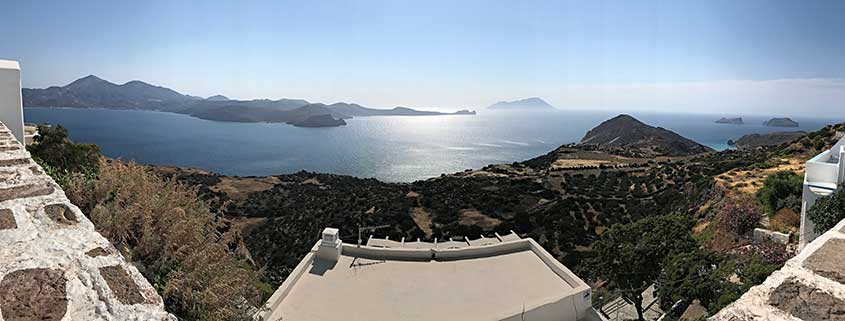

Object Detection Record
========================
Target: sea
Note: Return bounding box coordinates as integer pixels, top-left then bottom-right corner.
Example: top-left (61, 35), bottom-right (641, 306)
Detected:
top-left (24, 108), bottom-right (842, 182)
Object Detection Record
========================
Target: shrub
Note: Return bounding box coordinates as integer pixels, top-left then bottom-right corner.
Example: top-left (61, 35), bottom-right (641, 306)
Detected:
top-left (66, 159), bottom-right (262, 321)
top-left (717, 195), bottom-right (763, 237)
top-left (769, 208), bottom-right (800, 234)
top-left (807, 185), bottom-right (845, 234)
top-left (28, 125), bottom-right (100, 173)
top-left (756, 171), bottom-right (802, 216)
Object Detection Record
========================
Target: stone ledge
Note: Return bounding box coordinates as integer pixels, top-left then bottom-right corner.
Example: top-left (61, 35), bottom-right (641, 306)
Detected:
top-left (711, 220), bottom-right (845, 321)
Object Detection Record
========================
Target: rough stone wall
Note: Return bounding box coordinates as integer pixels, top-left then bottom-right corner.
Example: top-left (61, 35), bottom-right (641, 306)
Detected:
top-left (711, 218), bottom-right (845, 321)
top-left (0, 121), bottom-right (175, 321)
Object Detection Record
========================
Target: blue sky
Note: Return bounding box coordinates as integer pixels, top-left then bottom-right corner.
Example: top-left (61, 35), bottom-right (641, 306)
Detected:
top-left (1, 0), bottom-right (844, 116)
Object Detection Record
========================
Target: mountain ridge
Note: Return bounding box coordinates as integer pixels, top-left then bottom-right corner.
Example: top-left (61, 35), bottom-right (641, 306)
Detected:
top-left (23, 75), bottom-right (475, 126)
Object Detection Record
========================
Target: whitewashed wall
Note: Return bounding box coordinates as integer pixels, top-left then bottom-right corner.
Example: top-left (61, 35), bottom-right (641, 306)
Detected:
top-left (0, 60), bottom-right (23, 143)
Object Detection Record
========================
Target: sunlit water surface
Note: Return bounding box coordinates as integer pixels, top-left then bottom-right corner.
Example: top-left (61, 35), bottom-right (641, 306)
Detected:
top-left (25, 108), bottom-right (840, 182)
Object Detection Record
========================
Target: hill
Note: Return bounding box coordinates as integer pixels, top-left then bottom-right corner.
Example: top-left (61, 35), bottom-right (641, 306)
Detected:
top-left (23, 75), bottom-right (474, 126)
top-left (579, 114), bottom-right (714, 156)
top-left (487, 97), bottom-right (555, 110)
top-left (22, 75), bottom-right (194, 111)
top-left (733, 131), bottom-right (806, 149)
top-left (206, 95), bottom-right (229, 101)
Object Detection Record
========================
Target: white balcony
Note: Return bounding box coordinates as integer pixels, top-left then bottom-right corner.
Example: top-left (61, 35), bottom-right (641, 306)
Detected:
top-left (800, 136), bottom-right (845, 248)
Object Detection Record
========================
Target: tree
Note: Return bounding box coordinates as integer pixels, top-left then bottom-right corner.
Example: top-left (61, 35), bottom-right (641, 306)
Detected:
top-left (656, 250), bottom-right (736, 315)
top-left (808, 185), bottom-right (845, 233)
top-left (756, 171), bottom-right (802, 216)
top-left (588, 215), bottom-right (697, 321)
top-left (28, 124), bottom-right (100, 173)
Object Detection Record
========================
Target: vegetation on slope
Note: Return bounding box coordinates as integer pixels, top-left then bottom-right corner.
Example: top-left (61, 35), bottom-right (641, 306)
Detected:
top-left (28, 119), bottom-right (844, 321)
top-left (29, 128), bottom-right (264, 321)
top-left (755, 171), bottom-right (803, 217)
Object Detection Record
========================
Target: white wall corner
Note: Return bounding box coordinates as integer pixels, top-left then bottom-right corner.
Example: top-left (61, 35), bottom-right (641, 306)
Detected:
top-left (0, 59), bottom-right (24, 143)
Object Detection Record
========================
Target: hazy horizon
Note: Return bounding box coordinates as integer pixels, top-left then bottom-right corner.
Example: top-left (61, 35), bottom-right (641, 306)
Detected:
top-left (2, 0), bottom-right (845, 116)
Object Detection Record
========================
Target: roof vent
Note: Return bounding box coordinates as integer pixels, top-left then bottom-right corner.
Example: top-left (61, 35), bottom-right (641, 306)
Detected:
top-left (316, 227), bottom-right (342, 262)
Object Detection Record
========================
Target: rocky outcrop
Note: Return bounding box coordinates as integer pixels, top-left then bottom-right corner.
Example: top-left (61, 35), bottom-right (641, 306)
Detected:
top-left (710, 219), bottom-right (845, 321)
top-left (0, 121), bottom-right (174, 321)
top-left (763, 118), bottom-right (799, 127)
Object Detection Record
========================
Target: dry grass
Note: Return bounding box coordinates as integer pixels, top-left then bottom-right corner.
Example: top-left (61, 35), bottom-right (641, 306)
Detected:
top-left (715, 158), bottom-right (805, 194)
top-left (212, 176), bottom-right (280, 200)
top-left (410, 207), bottom-right (433, 238)
top-left (65, 159), bottom-right (262, 321)
top-left (458, 209), bottom-right (502, 231)
top-left (770, 208), bottom-right (801, 234)
top-left (551, 159), bottom-right (612, 168)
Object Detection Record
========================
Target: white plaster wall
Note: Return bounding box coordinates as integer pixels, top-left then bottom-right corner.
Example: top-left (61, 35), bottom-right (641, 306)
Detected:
top-left (800, 185), bottom-right (823, 249)
top-left (0, 60), bottom-right (23, 143)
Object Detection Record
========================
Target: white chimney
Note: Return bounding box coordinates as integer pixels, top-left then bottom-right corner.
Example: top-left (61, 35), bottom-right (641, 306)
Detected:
top-left (316, 227), bottom-right (342, 262)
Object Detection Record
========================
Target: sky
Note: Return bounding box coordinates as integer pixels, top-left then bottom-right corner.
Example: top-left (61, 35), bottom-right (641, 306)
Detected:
top-left (1, 0), bottom-right (844, 116)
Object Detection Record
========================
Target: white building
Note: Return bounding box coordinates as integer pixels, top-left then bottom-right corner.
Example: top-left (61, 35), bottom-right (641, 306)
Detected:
top-left (799, 134), bottom-right (845, 249)
top-left (260, 228), bottom-right (605, 321)
top-left (0, 60), bottom-right (24, 144)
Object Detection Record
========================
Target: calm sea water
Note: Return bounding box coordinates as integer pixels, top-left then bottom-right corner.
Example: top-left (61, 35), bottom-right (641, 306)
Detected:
top-left (24, 108), bottom-right (841, 182)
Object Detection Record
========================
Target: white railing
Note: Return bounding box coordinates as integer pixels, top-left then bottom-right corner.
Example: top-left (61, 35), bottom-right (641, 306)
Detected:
top-left (805, 150), bottom-right (840, 189)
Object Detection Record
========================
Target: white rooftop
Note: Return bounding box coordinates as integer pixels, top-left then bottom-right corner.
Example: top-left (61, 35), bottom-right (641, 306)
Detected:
top-left (261, 230), bottom-right (598, 321)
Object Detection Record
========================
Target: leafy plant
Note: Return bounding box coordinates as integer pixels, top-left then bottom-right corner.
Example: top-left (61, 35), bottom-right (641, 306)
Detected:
top-left (586, 215), bottom-right (697, 321)
top-left (717, 194), bottom-right (763, 237)
top-left (27, 125), bottom-right (100, 173)
top-left (756, 171), bottom-right (802, 216)
top-left (807, 185), bottom-right (845, 234)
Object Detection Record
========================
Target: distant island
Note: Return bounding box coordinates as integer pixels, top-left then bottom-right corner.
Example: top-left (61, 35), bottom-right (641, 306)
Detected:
top-left (762, 117), bottom-right (799, 127)
top-left (22, 75), bottom-right (475, 127)
top-left (292, 114), bottom-right (347, 128)
top-left (579, 114), bottom-right (713, 156)
top-left (715, 117), bottom-right (743, 125)
top-left (732, 131), bottom-right (806, 149)
top-left (487, 97), bottom-right (555, 110)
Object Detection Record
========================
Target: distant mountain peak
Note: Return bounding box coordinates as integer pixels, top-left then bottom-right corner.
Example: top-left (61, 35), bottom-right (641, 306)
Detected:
top-left (488, 97), bottom-right (555, 110)
top-left (206, 95), bottom-right (229, 101)
top-left (579, 114), bottom-right (713, 156)
top-left (67, 74), bottom-right (111, 87)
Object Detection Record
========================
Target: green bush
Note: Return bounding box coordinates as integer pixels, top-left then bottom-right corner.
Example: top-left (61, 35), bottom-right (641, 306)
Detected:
top-left (28, 124), bottom-right (100, 173)
top-left (807, 186), bottom-right (845, 233)
top-left (756, 171), bottom-right (802, 216)
top-left (656, 249), bottom-right (725, 312)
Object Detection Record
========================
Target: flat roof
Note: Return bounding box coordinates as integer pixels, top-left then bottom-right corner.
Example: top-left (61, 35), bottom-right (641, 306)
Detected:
top-left (266, 247), bottom-right (581, 321)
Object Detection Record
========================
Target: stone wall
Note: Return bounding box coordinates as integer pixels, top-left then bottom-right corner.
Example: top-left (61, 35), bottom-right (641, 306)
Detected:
top-left (711, 218), bottom-right (845, 321)
top-left (0, 121), bottom-right (174, 321)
